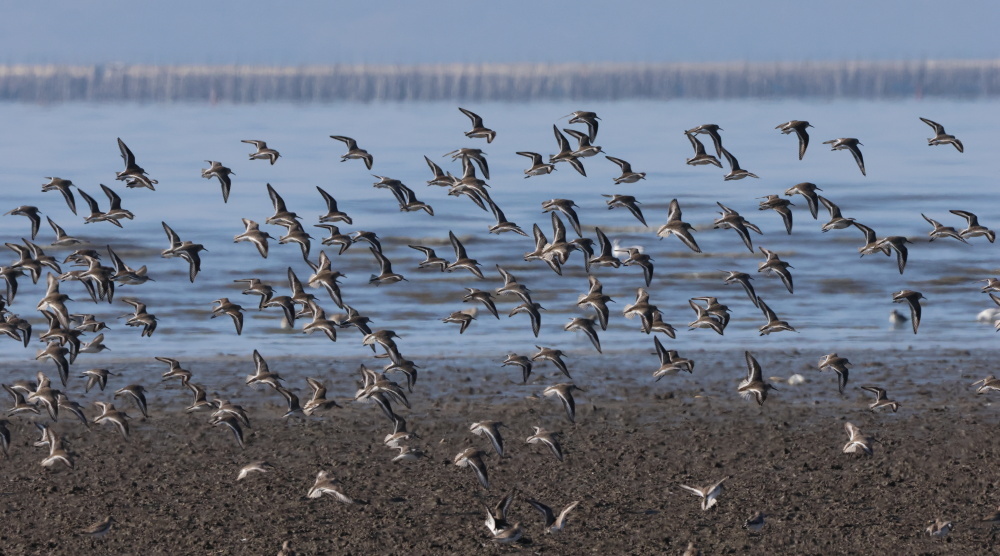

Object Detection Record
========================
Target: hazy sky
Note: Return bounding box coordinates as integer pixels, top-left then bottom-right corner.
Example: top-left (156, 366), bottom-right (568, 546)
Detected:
top-left (3, 1), bottom-right (997, 65)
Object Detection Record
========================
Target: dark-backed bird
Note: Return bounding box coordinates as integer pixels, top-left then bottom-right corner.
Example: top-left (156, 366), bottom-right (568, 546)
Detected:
top-left (458, 107), bottom-right (496, 143)
top-left (330, 135), bottom-right (373, 170)
top-left (892, 289), bottom-right (924, 334)
top-left (823, 137), bottom-right (865, 176)
top-left (775, 120), bottom-right (812, 160)
top-left (241, 139), bottom-right (280, 165)
top-left (919, 117), bottom-right (963, 152)
top-left (116, 138), bottom-right (158, 189)
top-left (201, 161), bottom-right (235, 202)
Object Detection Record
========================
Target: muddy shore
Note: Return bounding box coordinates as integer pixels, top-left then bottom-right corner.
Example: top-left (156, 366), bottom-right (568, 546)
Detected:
top-left (1, 348), bottom-right (999, 555)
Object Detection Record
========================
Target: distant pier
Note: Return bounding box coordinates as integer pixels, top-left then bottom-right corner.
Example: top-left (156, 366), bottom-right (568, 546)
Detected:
top-left (0, 60), bottom-right (998, 102)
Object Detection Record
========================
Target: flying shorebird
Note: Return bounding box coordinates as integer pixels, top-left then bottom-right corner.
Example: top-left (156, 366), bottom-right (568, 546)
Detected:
top-left (201, 160), bottom-right (235, 202)
top-left (264, 183), bottom-right (300, 228)
top-left (502, 354), bottom-right (533, 384)
top-left (818, 196), bottom-right (855, 232)
top-left (563, 129), bottom-right (603, 158)
top-left (656, 199), bottom-right (701, 253)
top-left (330, 135), bottom-right (373, 169)
top-left (842, 422), bottom-right (873, 456)
top-left (757, 296), bottom-right (795, 335)
top-left (721, 270), bottom-right (758, 307)
top-left (549, 125), bottom-right (586, 176)
top-left (603, 194), bottom-right (646, 226)
top-left (80, 368), bottom-right (116, 393)
top-left (823, 137), bottom-right (865, 176)
top-left (75, 188), bottom-right (119, 227)
top-left (775, 120), bottom-right (812, 160)
top-left (237, 461), bottom-right (274, 481)
top-left (531, 346), bottom-right (570, 379)
top-left (408, 245), bottom-right (447, 272)
top-left (5, 206), bottom-right (42, 239)
top-left (720, 147), bottom-right (759, 180)
top-left (446, 231), bottom-right (484, 278)
top-left (562, 110), bottom-right (600, 141)
top-left (652, 336), bottom-right (694, 380)
top-left (526, 499), bottom-right (580, 533)
top-left (919, 117), bottom-right (963, 152)
top-left (306, 470), bottom-right (353, 503)
top-left (276, 220), bottom-right (312, 261)
top-left (161, 222), bottom-right (207, 282)
top-left (541, 198), bottom-right (583, 237)
top-left (482, 488), bottom-right (516, 535)
top-left (487, 522), bottom-right (523, 544)
top-left (233, 219), bottom-right (273, 258)
top-left (617, 245), bottom-right (653, 286)
top-left (542, 383), bottom-right (582, 423)
top-left (302, 377), bottom-right (340, 415)
top-left (949, 209), bottom-right (994, 243)
top-left (738, 351), bottom-right (776, 405)
top-left (442, 310), bottom-right (476, 334)
top-left (516, 151), bottom-right (555, 178)
top-left (973, 375), bottom-right (1000, 394)
top-left (687, 297), bottom-right (726, 336)
top-left (92, 401), bottom-right (130, 441)
top-left (114, 384), bottom-right (148, 418)
top-left (47, 216), bottom-right (83, 247)
top-left (926, 518), bottom-right (953, 538)
top-left (526, 426), bottom-right (564, 462)
top-left (589, 228), bottom-right (621, 269)
top-left (564, 317), bottom-right (602, 353)
top-left (892, 289), bottom-right (924, 334)
top-left (860, 385), bottom-right (900, 412)
top-left (115, 138), bottom-right (158, 189)
top-left (818, 353), bottom-right (852, 394)
top-left (454, 448), bottom-right (490, 489)
top-left (463, 288), bottom-right (499, 319)
top-left (686, 124), bottom-right (724, 158)
top-left (458, 107), bottom-right (496, 143)
top-left (41, 177), bottom-right (77, 214)
top-left (604, 156), bottom-right (645, 184)
top-left (241, 139), bottom-right (280, 165)
top-left (211, 413), bottom-right (246, 448)
top-left (445, 147), bottom-right (490, 179)
top-left (678, 476), bottom-right (728, 510)
top-left (470, 420), bottom-right (507, 457)
top-left (424, 155), bottom-right (456, 186)
top-left (921, 213), bottom-right (967, 243)
top-left (368, 248), bottom-right (406, 286)
top-left (713, 202), bottom-right (762, 252)
top-left (484, 197), bottom-right (526, 236)
top-left (758, 194), bottom-right (795, 234)
top-left (210, 298), bottom-right (244, 335)
top-left (872, 236), bottom-right (910, 274)
top-left (316, 224), bottom-right (352, 255)
top-left (784, 182), bottom-right (823, 219)
top-left (757, 247), bottom-right (794, 294)
top-left (684, 131), bottom-right (722, 167)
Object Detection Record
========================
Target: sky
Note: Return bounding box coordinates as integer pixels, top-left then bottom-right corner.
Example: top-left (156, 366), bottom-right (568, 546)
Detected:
top-left (1, 1), bottom-right (997, 65)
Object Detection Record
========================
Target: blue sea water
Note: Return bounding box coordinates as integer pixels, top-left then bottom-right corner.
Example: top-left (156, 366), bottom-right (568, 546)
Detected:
top-left (0, 98), bottom-right (996, 372)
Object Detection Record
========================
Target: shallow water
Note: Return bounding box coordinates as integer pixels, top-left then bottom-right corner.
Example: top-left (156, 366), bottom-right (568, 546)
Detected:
top-left (0, 98), bottom-right (997, 374)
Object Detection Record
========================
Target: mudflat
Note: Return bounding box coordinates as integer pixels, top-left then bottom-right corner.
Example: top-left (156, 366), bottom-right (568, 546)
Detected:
top-left (1, 348), bottom-right (998, 555)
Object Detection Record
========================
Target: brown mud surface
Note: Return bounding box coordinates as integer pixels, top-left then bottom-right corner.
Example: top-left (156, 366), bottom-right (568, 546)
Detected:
top-left (1, 348), bottom-right (999, 555)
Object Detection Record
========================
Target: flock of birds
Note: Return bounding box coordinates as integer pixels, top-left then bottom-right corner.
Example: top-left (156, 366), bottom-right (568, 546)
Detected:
top-left (0, 104), bottom-right (996, 552)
